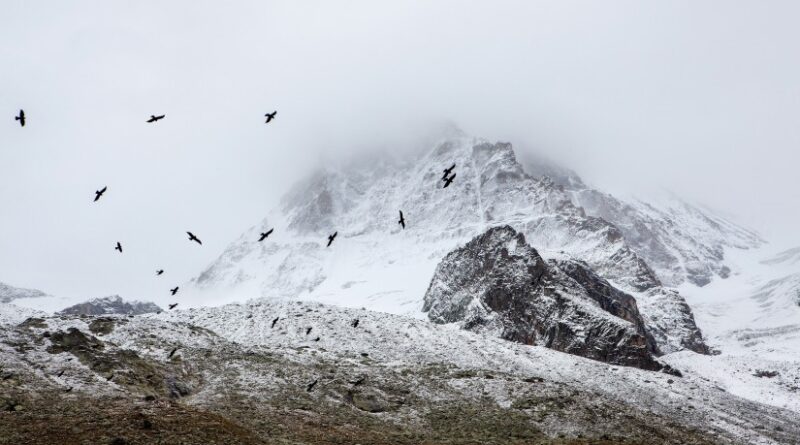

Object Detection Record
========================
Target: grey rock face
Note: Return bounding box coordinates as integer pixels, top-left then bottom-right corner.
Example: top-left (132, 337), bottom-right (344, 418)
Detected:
top-left (423, 226), bottom-right (665, 371)
top-left (58, 296), bottom-right (162, 316)
top-left (547, 257), bottom-right (659, 353)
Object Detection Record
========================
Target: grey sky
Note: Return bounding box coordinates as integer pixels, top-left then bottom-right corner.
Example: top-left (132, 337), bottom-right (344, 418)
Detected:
top-left (1, 1), bottom-right (798, 304)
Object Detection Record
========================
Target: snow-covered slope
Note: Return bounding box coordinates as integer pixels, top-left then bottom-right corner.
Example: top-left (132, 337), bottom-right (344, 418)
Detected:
top-left (190, 134), bottom-right (757, 356)
top-left (660, 245), bottom-right (800, 413)
top-left (569, 190), bottom-right (763, 287)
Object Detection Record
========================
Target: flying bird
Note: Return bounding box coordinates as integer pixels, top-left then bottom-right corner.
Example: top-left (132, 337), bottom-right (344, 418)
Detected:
top-left (94, 186), bottom-right (107, 202)
top-left (306, 379), bottom-right (318, 392)
top-left (65, 386), bottom-right (73, 393)
top-left (306, 327), bottom-right (312, 335)
top-left (443, 173), bottom-right (456, 188)
top-left (442, 163), bottom-right (455, 180)
top-left (15, 109), bottom-right (25, 127)
top-left (56, 370), bottom-right (65, 378)
top-left (115, 242), bottom-right (123, 253)
top-left (258, 229), bottom-right (274, 242)
top-left (186, 231), bottom-right (202, 245)
top-left (170, 287), bottom-right (179, 296)
top-left (168, 348), bottom-right (178, 359)
top-left (327, 232), bottom-right (337, 247)
top-left (351, 319), bottom-right (359, 328)
top-left (264, 111), bottom-right (277, 123)
top-left (169, 302), bottom-right (178, 309)
top-left (398, 210), bottom-right (405, 229)
top-left (271, 317), bottom-right (279, 328)
top-left (156, 269), bottom-right (164, 276)
top-left (146, 114), bottom-right (165, 123)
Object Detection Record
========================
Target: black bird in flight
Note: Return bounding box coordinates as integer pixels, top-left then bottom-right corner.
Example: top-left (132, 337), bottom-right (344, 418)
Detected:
top-left (258, 228), bottom-right (274, 242)
top-left (146, 114), bottom-right (165, 123)
top-left (306, 379), bottom-right (318, 392)
top-left (169, 302), bottom-right (178, 309)
top-left (156, 269), bottom-right (164, 276)
top-left (115, 242), bottom-right (123, 253)
top-left (264, 111), bottom-right (277, 123)
top-left (94, 186), bottom-right (107, 202)
top-left (442, 163), bottom-right (455, 180)
top-left (271, 317), bottom-right (279, 328)
top-left (187, 231), bottom-right (202, 245)
top-left (306, 327), bottom-right (312, 335)
top-left (351, 319), bottom-right (359, 328)
top-left (15, 109), bottom-right (25, 127)
top-left (327, 232), bottom-right (337, 247)
top-left (398, 210), bottom-right (405, 229)
top-left (168, 348), bottom-right (178, 359)
top-left (443, 173), bottom-right (456, 188)
top-left (65, 386), bottom-right (73, 393)
top-left (56, 370), bottom-right (65, 378)
top-left (170, 287), bottom-right (179, 296)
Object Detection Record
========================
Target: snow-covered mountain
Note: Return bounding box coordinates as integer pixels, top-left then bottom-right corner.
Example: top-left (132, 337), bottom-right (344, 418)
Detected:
top-left (0, 281), bottom-right (49, 303)
top-left (57, 295), bottom-right (162, 316)
top-left (190, 133), bottom-right (758, 356)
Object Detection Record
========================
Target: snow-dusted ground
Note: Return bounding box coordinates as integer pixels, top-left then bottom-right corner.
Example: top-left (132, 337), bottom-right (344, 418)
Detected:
top-left (3, 299), bottom-right (798, 444)
top-left (662, 245), bottom-right (800, 413)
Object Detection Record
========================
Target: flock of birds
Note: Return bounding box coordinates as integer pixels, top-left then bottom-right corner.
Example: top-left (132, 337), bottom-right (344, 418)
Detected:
top-left (12, 108), bottom-right (460, 313)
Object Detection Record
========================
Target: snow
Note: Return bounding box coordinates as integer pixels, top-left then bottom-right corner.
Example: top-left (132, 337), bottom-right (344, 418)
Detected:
top-left (661, 244), bottom-right (800, 413)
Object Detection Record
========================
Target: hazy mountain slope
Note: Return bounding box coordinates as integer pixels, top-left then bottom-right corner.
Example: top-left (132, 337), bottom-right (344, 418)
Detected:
top-left (569, 190), bottom-right (763, 287)
top-left (2, 301), bottom-right (798, 444)
top-left (0, 282), bottom-right (49, 304)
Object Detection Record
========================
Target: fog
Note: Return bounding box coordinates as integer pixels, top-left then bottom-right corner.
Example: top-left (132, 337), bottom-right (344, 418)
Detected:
top-left (2, 1), bottom-right (799, 305)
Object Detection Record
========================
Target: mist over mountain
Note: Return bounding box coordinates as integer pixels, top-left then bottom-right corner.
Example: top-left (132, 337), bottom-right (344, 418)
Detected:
top-left (3, 2), bottom-right (800, 443)
top-left (0, 282), bottom-right (49, 304)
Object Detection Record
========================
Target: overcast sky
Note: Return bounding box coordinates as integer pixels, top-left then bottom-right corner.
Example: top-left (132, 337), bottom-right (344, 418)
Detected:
top-left (2, 1), bottom-right (799, 305)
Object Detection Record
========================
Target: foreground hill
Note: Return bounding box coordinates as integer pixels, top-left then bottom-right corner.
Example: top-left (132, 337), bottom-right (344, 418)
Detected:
top-left (1, 301), bottom-right (798, 444)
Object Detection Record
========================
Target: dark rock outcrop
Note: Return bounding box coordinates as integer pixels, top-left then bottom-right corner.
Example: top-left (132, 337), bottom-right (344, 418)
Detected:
top-left (423, 226), bottom-right (665, 371)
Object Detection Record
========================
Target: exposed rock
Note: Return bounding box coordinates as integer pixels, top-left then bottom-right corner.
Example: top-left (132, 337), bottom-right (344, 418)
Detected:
top-left (423, 225), bottom-right (665, 371)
